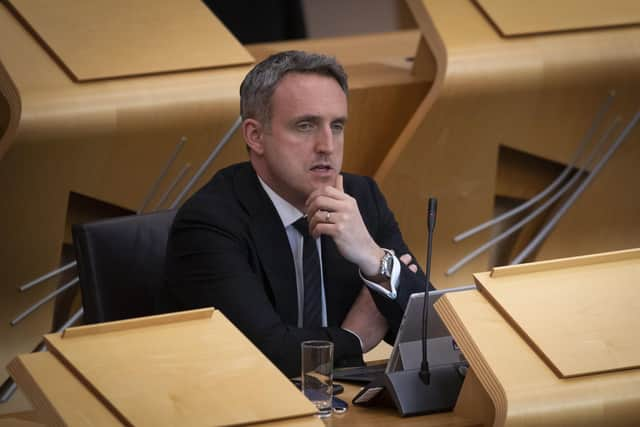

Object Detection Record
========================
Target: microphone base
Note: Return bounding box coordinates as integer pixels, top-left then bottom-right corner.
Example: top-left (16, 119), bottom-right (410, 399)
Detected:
top-left (383, 364), bottom-right (464, 417)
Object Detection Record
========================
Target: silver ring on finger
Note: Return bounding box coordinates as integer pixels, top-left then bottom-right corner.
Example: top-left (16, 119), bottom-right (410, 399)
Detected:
top-left (325, 211), bottom-right (331, 223)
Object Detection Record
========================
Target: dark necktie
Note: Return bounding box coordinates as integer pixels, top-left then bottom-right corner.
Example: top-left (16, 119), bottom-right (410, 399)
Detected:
top-left (293, 217), bottom-right (322, 328)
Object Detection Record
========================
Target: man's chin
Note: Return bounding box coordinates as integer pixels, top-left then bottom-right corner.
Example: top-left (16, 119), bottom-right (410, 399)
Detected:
top-left (310, 175), bottom-right (337, 189)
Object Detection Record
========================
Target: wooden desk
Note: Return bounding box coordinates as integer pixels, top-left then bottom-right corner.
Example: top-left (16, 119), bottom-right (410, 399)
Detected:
top-left (8, 351), bottom-right (480, 427)
top-left (7, 309), bottom-right (481, 426)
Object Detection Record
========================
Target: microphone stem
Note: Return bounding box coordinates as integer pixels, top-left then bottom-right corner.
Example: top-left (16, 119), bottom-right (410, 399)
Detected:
top-left (421, 200), bottom-right (435, 384)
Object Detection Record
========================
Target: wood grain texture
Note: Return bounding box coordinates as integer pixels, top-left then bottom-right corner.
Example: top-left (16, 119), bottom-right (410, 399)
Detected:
top-left (9, 350), bottom-right (325, 427)
top-left (8, 352), bottom-right (122, 426)
top-left (476, 248), bottom-right (640, 378)
top-left (476, 0), bottom-right (640, 36)
top-left (490, 246), bottom-right (640, 277)
top-left (436, 288), bottom-right (640, 426)
top-left (61, 307), bottom-right (214, 338)
top-left (375, 0), bottom-right (640, 289)
top-left (43, 309), bottom-right (317, 427)
top-left (7, 350), bottom-right (481, 427)
top-left (6, 0), bottom-right (253, 81)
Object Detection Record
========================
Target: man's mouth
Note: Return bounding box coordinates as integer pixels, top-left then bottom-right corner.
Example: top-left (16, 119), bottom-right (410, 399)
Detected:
top-left (310, 164), bottom-right (333, 173)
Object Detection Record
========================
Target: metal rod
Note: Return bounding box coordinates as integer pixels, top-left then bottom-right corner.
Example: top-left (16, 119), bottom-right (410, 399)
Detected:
top-left (137, 136), bottom-right (187, 214)
top-left (511, 111), bottom-right (640, 264)
top-left (0, 379), bottom-right (16, 404)
top-left (446, 117), bottom-right (621, 275)
top-left (428, 284), bottom-right (476, 296)
top-left (453, 91), bottom-right (616, 242)
top-left (171, 116), bottom-right (242, 208)
top-left (0, 308), bottom-right (83, 404)
top-left (11, 277), bottom-right (80, 326)
top-left (18, 260), bottom-right (76, 292)
top-left (56, 307), bottom-right (84, 333)
top-left (153, 163), bottom-right (192, 211)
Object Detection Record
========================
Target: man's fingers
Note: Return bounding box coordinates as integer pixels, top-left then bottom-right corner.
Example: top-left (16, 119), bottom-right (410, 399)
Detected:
top-left (309, 219), bottom-right (338, 239)
top-left (305, 185), bottom-right (347, 212)
top-left (335, 174), bottom-right (344, 192)
top-left (306, 195), bottom-right (342, 218)
top-left (400, 253), bottom-right (418, 274)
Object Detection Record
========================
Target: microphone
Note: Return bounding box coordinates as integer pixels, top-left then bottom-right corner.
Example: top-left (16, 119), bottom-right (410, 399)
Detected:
top-left (381, 197), bottom-right (464, 416)
top-left (420, 198), bottom-right (437, 384)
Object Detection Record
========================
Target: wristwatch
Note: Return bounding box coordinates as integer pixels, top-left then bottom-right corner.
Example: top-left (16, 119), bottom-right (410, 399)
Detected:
top-left (379, 250), bottom-right (394, 280)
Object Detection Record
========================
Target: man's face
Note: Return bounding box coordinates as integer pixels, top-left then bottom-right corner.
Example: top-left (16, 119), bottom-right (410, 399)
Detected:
top-left (249, 72), bottom-right (347, 211)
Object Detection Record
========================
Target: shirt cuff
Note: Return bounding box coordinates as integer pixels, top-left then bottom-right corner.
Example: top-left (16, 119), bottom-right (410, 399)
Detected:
top-left (342, 327), bottom-right (364, 351)
top-left (358, 249), bottom-right (399, 300)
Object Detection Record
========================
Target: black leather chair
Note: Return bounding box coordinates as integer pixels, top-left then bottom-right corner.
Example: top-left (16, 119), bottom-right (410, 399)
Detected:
top-left (72, 209), bottom-right (177, 324)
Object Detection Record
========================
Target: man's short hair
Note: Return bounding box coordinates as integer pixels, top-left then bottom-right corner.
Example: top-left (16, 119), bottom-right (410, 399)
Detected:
top-left (240, 50), bottom-right (348, 125)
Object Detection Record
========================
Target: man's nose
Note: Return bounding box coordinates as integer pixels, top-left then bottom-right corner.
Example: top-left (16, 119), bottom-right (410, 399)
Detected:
top-left (315, 126), bottom-right (335, 153)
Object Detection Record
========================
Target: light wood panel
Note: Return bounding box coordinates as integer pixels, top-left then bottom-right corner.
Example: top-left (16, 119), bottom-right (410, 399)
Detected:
top-left (0, 411), bottom-right (44, 427)
top-left (8, 352), bottom-right (123, 426)
top-left (6, 309), bottom-right (472, 427)
top-left (6, 0), bottom-right (253, 81)
top-left (43, 309), bottom-right (317, 427)
top-left (9, 351), bottom-right (325, 427)
top-left (475, 0), bottom-right (640, 36)
top-left (7, 351), bottom-right (480, 427)
top-left (436, 288), bottom-right (640, 426)
top-left (477, 248), bottom-right (640, 378)
top-left (375, 0), bottom-right (640, 289)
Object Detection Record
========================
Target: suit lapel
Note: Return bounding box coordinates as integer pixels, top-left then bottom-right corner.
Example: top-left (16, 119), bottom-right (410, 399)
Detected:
top-left (234, 164), bottom-right (298, 326)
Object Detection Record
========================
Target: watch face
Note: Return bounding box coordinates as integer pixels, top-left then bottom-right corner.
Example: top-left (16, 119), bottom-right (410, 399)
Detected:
top-left (381, 252), bottom-right (393, 278)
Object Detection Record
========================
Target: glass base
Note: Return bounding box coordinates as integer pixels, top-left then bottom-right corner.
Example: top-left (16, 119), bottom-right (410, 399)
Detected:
top-left (316, 407), bottom-right (332, 418)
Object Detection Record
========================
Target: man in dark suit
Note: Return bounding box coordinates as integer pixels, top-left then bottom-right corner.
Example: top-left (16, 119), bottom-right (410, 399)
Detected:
top-left (164, 51), bottom-right (426, 377)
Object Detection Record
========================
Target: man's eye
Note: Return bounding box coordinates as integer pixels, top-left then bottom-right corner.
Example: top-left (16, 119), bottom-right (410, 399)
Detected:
top-left (331, 122), bottom-right (345, 132)
top-left (297, 122), bottom-right (313, 131)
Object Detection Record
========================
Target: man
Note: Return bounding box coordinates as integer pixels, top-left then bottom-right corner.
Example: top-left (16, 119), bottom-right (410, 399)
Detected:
top-left (164, 51), bottom-right (426, 377)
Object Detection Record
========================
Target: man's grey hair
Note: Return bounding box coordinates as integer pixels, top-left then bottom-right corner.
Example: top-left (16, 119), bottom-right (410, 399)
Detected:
top-left (240, 50), bottom-right (348, 125)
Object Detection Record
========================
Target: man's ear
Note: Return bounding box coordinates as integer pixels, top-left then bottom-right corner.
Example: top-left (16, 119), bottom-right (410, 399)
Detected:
top-left (243, 118), bottom-right (265, 155)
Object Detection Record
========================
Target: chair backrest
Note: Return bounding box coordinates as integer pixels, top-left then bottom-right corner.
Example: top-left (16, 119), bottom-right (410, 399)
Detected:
top-left (72, 209), bottom-right (177, 324)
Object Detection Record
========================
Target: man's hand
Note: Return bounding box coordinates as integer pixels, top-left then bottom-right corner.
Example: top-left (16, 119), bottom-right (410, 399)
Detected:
top-left (305, 175), bottom-right (384, 280)
top-left (341, 286), bottom-right (388, 353)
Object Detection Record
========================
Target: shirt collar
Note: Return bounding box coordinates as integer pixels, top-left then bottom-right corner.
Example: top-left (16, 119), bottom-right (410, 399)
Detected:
top-left (257, 176), bottom-right (304, 228)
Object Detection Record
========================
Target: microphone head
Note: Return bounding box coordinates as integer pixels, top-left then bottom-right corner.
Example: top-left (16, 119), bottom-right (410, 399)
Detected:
top-left (428, 197), bottom-right (438, 231)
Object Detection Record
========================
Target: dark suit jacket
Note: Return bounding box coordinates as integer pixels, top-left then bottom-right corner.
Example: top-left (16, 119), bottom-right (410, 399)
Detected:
top-left (163, 162), bottom-right (425, 377)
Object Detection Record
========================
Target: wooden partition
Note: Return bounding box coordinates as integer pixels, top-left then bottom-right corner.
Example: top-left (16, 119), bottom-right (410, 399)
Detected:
top-left (8, 309), bottom-right (323, 426)
top-left (376, 0), bottom-right (640, 289)
top-left (436, 248), bottom-right (640, 426)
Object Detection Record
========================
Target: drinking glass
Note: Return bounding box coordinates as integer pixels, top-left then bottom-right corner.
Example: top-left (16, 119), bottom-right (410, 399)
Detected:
top-left (301, 340), bottom-right (334, 417)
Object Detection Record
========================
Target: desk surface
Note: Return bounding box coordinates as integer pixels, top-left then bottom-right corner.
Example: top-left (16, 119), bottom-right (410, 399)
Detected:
top-left (8, 350), bottom-right (479, 426)
top-left (325, 382), bottom-right (477, 427)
